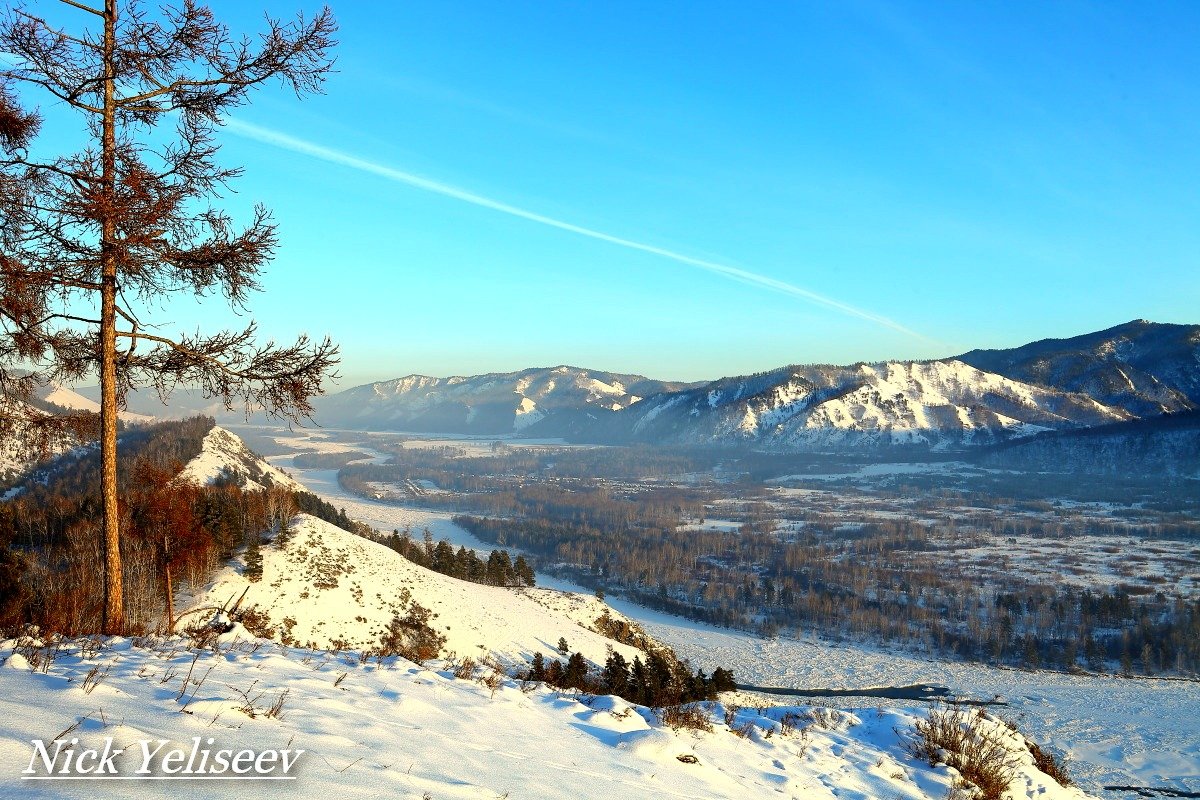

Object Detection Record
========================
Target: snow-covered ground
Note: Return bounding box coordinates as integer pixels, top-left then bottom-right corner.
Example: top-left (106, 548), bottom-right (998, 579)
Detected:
top-left (259, 426), bottom-right (1200, 799)
top-left (185, 513), bottom-right (646, 669)
top-left (601, 599), bottom-right (1200, 798)
top-left (0, 631), bottom-right (1090, 800)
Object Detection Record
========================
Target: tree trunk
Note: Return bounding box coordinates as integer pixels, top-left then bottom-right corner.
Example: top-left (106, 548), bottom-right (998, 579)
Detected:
top-left (163, 541), bottom-right (175, 633)
top-left (100, 0), bottom-right (124, 635)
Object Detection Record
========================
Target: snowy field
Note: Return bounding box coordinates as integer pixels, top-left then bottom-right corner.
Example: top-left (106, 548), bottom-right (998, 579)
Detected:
top-left (0, 630), bottom-right (1088, 800)
top-left (762, 482), bottom-right (1200, 601)
top-left (259, 426), bottom-right (1200, 799)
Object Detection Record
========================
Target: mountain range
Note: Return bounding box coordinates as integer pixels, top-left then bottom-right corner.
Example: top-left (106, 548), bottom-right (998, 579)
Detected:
top-left (75, 319), bottom-right (1200, 453)
top-left (307, 320), bottom-right (1198, 451)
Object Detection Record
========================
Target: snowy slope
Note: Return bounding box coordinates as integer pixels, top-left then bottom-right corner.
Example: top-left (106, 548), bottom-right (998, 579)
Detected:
top-left (0, 631), bottom-right (1092, 800)
top-left (184, 513), bottom-right (648, 669)
top-left (33, 382), bottom-right (154, 424)
top-left (621, 359), bottom-right (1128, 450)
top-left (0, 397), bottom-right (80, 480)
top-left (617, 599), bottom-right (1200, 799)
top-left (1, 382), bottom-right (151, 479)
top-left (177, 425), bottom-right (305, 492)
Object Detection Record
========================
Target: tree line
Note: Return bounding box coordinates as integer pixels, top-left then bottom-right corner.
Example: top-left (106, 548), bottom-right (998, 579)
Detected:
top-left (529, 647), bottom-right (735, 707)
top-left (373, 526), bottom-right (536, 588)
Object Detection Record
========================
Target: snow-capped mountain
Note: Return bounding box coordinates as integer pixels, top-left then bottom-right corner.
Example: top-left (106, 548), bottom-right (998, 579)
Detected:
top-left (958, 319), bottom-right (1200, 417)
top-left (585, 359), bottom-right (1129, 450)
top-left (311, 366), bottom-right (697, 434)
top-left (307, 321), bottom-right (1200, 451)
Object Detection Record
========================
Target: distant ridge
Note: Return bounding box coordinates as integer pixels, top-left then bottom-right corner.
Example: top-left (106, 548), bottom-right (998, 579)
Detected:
top-left (64, 320), bottom-right (1200, 454)
top-left (310, 365), bottom-right (698, 434)
top-left (957, 319), bottom-right (1200, 416)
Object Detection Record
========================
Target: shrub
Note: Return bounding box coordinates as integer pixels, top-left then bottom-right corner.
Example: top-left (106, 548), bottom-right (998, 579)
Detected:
top-left (905, 705), bottom-right (1018, 800)
top-left (1027, 741), bottom-right (1072, 786)
top-left (238, 606), bottom-right (274, 639)
top-left (377, 601), bottom-right (446, 663)
top-left (659, 703), bottom-right (713, 733)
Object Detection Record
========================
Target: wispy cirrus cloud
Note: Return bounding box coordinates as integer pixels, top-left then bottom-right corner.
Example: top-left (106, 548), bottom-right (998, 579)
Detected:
top-left (226, 117), bottom-right (928, 340)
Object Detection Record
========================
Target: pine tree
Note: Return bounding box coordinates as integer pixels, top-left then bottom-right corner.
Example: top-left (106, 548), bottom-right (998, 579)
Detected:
top-left (0, 0), bottom-right (338, 634)
top-left (433, 540), bottom-right (455, 575)
top-left (529, 651), bottom-right (546, 682)
top-left (563, 652), bottom-right (588, 691)
top-left (557, 636), bottom-right (570, 656)
top-left (602, 651), bottom-right (629, 697)
top-left (514, 555), bottom-right (535, 587)
top-left (629, 657), bottom-right (648, 705)
top-left (244, 536), bottom-right (263, 583)
top-left (710, 667), bottom-right (736, 693)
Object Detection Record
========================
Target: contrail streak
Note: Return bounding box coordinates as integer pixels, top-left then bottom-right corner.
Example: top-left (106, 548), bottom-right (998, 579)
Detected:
top-left (226, 118), bottom-right (925, 339)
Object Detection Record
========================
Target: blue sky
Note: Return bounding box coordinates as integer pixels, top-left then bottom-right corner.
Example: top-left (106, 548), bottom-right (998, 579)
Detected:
top-left (16, 1), bottom-right (1200, 386)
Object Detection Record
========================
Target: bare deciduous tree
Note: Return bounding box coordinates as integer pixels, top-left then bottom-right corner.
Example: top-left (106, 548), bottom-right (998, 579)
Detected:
top-left (0, 0), bottom-right (339, 633)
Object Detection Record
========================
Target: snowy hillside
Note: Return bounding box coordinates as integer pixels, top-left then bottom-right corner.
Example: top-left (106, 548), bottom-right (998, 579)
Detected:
top-left (311, 366), bottom-right (696, 434)
top-left (32, 382), bottom-right (154, 424)
top-left (1, 382), bottom-right (152, 480)
top-left (618, 359), bottom-right (1128, 450)
top-left (185, 513), bottom-right (648, 668)
top-left (958, 319), bottom-right (1200, 416)
top-left (0, 398), bottom-right (82, 480)
top-left (0, 631), bottom-right (1091, 800)
top-left (177, 425), bottom-right (305, 492)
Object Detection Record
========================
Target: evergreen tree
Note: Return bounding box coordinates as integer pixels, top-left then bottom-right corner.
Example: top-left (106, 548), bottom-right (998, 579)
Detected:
top-left (514, 555), bottom-right (535, 587)
top-left (629, 657), bottom-right (648, 705)
top-left (563, 652), bottom-right (589, 691)
top-left (433, 540), bottom-right (455, 575)
top-left (602, 651), bottom-right (629, 697)
top-left (545, 659), bottom-right (565, 687)
top-left (455, 546), bottom-right (473, 577)
top-left (710, 667), bottom-right (736, 693)
top-left (244, 535), bottom-right (263, 582)
top-left (645, 651), bottom-right (678, 706)
top-left (529, 651), bottom-right (546, 682)
top-left (557, 637), bottom-right (570, 656)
